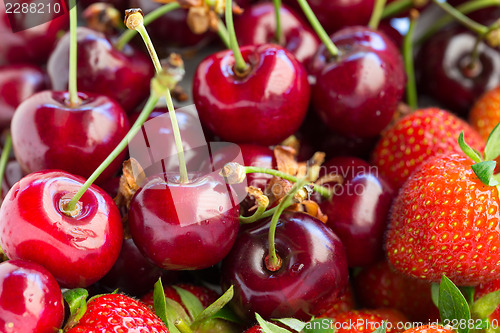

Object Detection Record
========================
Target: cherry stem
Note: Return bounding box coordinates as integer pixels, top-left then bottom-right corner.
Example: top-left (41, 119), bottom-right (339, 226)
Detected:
top-left (115, 2), bottom-right (181, 50)
top-left (295, 0), bottom-right (338, 58)
top-left (64, 93), bottom-right (159, 213)
top-left (0, 133), bottom-right (12, 194)
top-left (239, 205), bottom-right (267, 224)
top-left (68, 0), bottom-right (81, 107)
top-left (273, 0), bottom-right (283, 43)
top-left (368, 0), bottom-right (387, 30)
top-left (126, 10), bottom-right (189, 183)
top-left (404, 10), bottom-right (418, 109)
top-left (175, 319), bottom-right (194, 333)
top-left (267, 177), bottom-right (309, 271)
top-left (432, 0), bottom-right (488, 36)
top-left (226, 0), bottom-right (248, 73)
top-left (381, 0), bottom-right (412, 19)
top-left (244, 166), bottom-right (332, 198)
top-left (217, 19), bottom-right (231, 49)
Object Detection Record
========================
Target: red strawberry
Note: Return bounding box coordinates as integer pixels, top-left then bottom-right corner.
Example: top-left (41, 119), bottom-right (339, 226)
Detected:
top-left (327, 309), bottom-right (408, 333)
top-left (470, 86), bottom-right (500, 142)
top-left (353, 260), bottom-right (438, 321)
top-left (66, 294), bottom-right (169, 332)
top-left (141, 283), bottom-right (219, 310)
top-left (474, 278), bottom-right (500, 324)
top-left (372, 108), bottom-right (484, 189)
top-left (385, 153), bottom-right (500, 286)
top-left (318, 284), bottom-right (356, 318)
top-left (243, 326), bottom-right (263, 333)
top-left (402, 325), bottom-right (455, 333)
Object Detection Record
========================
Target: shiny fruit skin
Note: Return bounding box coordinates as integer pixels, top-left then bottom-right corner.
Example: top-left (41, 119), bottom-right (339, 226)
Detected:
top-left (0, 170), bottom-right (123, 288)
top-left (470, 85), bottom-right (500, 142)
top-left (193, 44), bottom-right (310, 146)
top-left (0, 259), bottom-right (64, 333)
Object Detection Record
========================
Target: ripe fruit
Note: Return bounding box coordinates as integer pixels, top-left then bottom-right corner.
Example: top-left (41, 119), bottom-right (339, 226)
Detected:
top-left (470, 85), bottom-right (500, 142)
top-left (372, 108), bottom-right (485, 190)
top-left (402, 325), bottom-right (455, 333)
top-left (326, 309), bottom-right (408, 333)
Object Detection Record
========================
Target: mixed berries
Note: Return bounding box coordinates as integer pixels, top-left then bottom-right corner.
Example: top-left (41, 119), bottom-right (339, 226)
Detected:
top-left (1, 0), bottom-right (500, 332)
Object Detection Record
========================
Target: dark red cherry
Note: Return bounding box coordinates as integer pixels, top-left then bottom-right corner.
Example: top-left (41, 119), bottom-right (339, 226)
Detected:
top-left (48, 27), bottom-right (154, 112)
top-left (285, 0), bottom-right (375, 34)
top-left (235, 3), bottom-right (320, 68)
top-left (11, 91), bottom-right (130, 183)
top-left (417, 26), bottom-right (500, 116)
top-left (0, 170), bottom-right (123, 288)
top-left (193, 44), bottom-right (310, 146)
top-left (221, 212), bottom-right (349, 321)
top-left (0, 0), bottom-right (68, 65)
top-left (128, 172), bottom-right (240, 270)
top-left (318, 157), bottom-right (394, 267)
top-left (310, 26), bottom-right (405, 138)
top-left (0, 64), bottom-right (46, 128)
top-left (0, 259), bottom-right (64, 332)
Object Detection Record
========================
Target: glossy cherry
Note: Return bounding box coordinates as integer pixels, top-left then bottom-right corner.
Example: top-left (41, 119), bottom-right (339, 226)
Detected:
top-left (235, 3), bottom-right (320, 68)
top-left (0, 0), bottom-right (68, 65)
top-left (310, 26), bottom-right (405, 138)
top-left (0, 170), bottom-right (123, 288)
top-left (318, 157), bottom-right (395, 267)
top-left (221, 211), bottom-right (349, 321)
top-left (417, 26), bottom-right (500, 116)
top-left (0, 64), bottom-right (46, 128)
top-left (48, 27), bottom-right (154, 112)
top-left (0, 259), bottom-right (64, 332)
top-left (11, 91), bottom-right (130, 182)
top-left (128, 172), bottom-right (240, 270)
top-left (193, 44), bottom-right (310, 146)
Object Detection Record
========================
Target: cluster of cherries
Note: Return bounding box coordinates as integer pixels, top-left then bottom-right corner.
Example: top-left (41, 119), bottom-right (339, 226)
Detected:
top-left (0, 0), bottom-right (499, 331)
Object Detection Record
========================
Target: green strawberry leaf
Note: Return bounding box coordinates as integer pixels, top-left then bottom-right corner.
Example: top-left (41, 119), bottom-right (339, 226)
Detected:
top-left (438, 275), bottom-right (471, 333)
top-left (471, 290), bottom-right (500, 319)
top-left (172, 285), bottom-right (205, 321)
top-left (372, 321), bottom-right (387, 333)
top-left (153, 278), bottom-right (190, 333)
top-left (207, 305), bottom-right (243, 324)
top-left (474, 318), bottom-right (490, 330)
top-left (460, 286), bottom-right (476, 304)
top-left (256, 313), bottom-right (293, 333)
top-left (485, 122), bottom-right (500, 161)
top-left (154, 278), bottom-right (169, 325)
top-left (471, 161), bottom-right (499, 187)
top-left (63, 288), bottom-right (89, 329)
top-left (432, 283), bottom-right (440, 308)
top-left (273, 318), bottom-right (307, 331)
top-left (459, 131), bottom-right (484, 163)
top-left (302, 319), bottom-right (335, 333)
top-left (193, 285), bottom-right (234, 324)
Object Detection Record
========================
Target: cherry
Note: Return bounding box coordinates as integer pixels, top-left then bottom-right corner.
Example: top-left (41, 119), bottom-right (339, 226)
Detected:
top-left (318, 157), bottom-right (395, 267)
top-left (11, 91), bottom-right (130, 182)
top-left (0, 259), bottom-right (64, 332)
top-left (0, 0), bottom-right (68, 65)
top-left (417, 26), bottom-right (500, 116)
top-left (47, 27), bottom-right (154, 113)
top-left (310, 26), bottom-right (406, 138)
top-left (0, 170), bottom-right (123, 288)
top-left (235, 3), bottom-right (320, 68)
top-left (193, 44), bottom-right (310, 146)
top-left (221, 211), bottom-right (349, 321)
top-left (128, 171), bottom-right (240, 270)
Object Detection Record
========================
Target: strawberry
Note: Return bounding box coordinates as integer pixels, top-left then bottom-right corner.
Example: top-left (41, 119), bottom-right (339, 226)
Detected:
top-left (353, 260), bottom-right (437, 322)
top-left (66, 294), bottom-right (169, 333)
top-left (141, 283), bottom-right (219, 310)
top-left (385, 129), bottom-right (500, 286)
top-left (317, 284), bottom-right (356, 318)
top-left (402, 325), bottom-right (455, 333)
top-left (470, 86), bottom-right (500, 142)
top-left (326, 309), bottom-right (408, 333)
top-left (243, 326), bottom-right (263, 333)
top-left (473, 278), bottom-right (500, 328)
top-left (372, 108), bottom-right (484, 189)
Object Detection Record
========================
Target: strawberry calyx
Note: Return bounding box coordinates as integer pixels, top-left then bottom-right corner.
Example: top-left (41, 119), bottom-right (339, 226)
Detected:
top-left (470, 290), bottom-right (500, 325)
top-left (62, 288), bottom-right (89, 331)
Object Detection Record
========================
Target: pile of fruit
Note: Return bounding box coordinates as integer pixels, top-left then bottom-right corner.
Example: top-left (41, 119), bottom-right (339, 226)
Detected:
top-left (1, 0), bottom-right (500, 332)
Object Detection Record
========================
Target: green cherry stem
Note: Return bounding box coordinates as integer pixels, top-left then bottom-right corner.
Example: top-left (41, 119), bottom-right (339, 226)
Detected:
top-left (125, 10), bottom-right (189, 183)
top-left (266, 177), bottom-right (309, 271)
top-left (368, 0), bottom-right (387, 30)
top-left (381, 0), bottom-right (412, 19)
top-left (431, 0), bottom-right (488, 36)
top-left (404, 10), bottom-right (418, 109)
top-left (0, 133), bottom-right (12, 194)
top-left (68, 0), bottom-right (81, 107)
top-left (217, 18), bottom-right (231, 49)
top-left (226, 0), bottom-right (248, 73)
top-left (64, 93), bottom-right (159, 213)
top-left (239, 205), bottom-right (267, 224)
top-left (115, 2), bottom-right (181, 50)
top-left (296, 0), bottom-right (339, 58)
top-left (273, 0), bottom-right (283, 43)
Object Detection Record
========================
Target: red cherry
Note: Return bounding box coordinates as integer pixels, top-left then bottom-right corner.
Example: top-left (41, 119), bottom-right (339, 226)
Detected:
top-left (47, 27), bottom-right (154, 112)
top-left (0, 170), bottom-right (123, 288)
top-left (0, 0), bottom-right (68, 65)
top-left (128, 172), bottom-right (240, 270)
top-left (11, 91), bottom-right (130, 183)
top-left (0, 259), bottom-right (64, 332)
top-left (235, 3), bottom-right (320, 68)
top-left (221, 212), bottom-right (349, 321)
top-left (0, 64), bottom-right (46, 128)
top-left (310, 26), bottom-right (405, 138)
top-left (193, 44), bottom-right (310, 146)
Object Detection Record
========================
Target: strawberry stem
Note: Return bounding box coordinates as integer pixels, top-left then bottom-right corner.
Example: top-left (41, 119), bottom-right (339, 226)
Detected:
top-left (68, 0), bottom-right (81, 107)
top-left (175, 319), bottom-right (194, 333)
top-left (404, 10), bottom-right (418, 109)
top-left (368, 0), bottom-right (387, 30)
